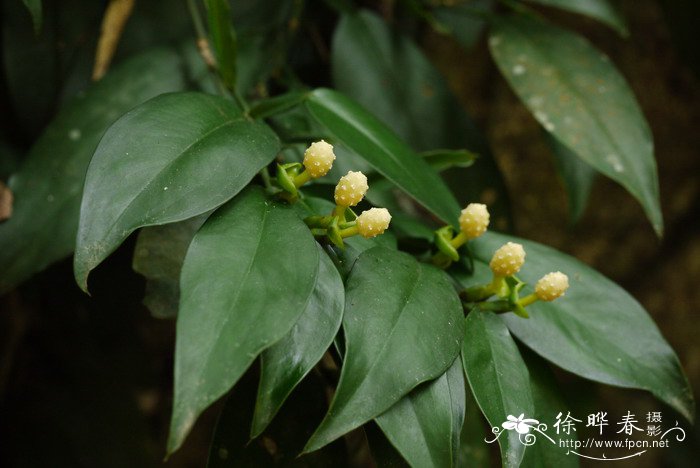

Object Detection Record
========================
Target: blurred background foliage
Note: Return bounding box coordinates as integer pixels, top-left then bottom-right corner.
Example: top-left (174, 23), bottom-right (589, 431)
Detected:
top-left (0, 0), bottom-right (698, 466)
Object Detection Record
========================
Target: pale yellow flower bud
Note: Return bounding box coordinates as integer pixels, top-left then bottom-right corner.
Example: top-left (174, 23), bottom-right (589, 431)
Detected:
top-left (535, 272), bottom-right (569, 301)
top-left (357, 208), bottom-right (392, 238)
top-left (334, 171), bottom-right (368, 207)
top-left (489, 242), bottom-right (526, 276)
top-left (303, 140), bottom-right (336, 178)
top-left (459, 203), bottom-right (490, 239)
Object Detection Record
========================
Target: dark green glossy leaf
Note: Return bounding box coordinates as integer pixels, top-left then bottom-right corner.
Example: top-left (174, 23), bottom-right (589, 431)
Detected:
top-left (250, 92), bottom-right (307, 120)
top-left (465, 232), bottom-right (694, 422)
top-left (205, 0), bottom-right (237, 89)
top-left (463, 312), bottom-right (578, 467)
top-left (548, 134), bottom-right (596, 223)
top-left (520, 350), bottom-right (579, 468)
top-left (457, 382), bottom-right (491, 468)
top-left (305, 88), bottom-right (460, 224)
top-left (422, 149), bottom-right (477, 172)
top-left (524, 0), bottom-right (628, 36)
top-left (433, 0), bottom-right (492, 51)
top-left (489, 14), bottom-right (662, 235)
top-left (389, 214), bottom-right (436, 243)
top-left (304, 247), bottom-right (463, 452)
top-left (132, 215), bottom-right (209, 319)
top-left (252, 245), bottom-right (345, 437)
top-left (169, 188), bottom-right (320, 454)
top-left (74, 91), bottom-right (280, 291)
top-left (375, 357), bottom-right (466, 468)
top-left (0, 48), bottom-right (186, 294)
top-left (331, 9), bottom-right (510, 226)
top-left (22, 0), bottom-right (42, 33)
top-left (231, 0), bottom-right (297, 95)
top-left (462, 311), bottom-right (534, 467)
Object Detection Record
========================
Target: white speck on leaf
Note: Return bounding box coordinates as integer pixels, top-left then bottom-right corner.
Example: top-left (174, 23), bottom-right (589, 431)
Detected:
top-left (163, 186), bottom-right (168, 191)
top-left (512, 64), bottom-right (526, 76)
top-left (606, 154), bottom-right (624, 173)
top-left (528, 96), bottom-right (544, 107)
top-left (68, 129), bottom-right (81, 141)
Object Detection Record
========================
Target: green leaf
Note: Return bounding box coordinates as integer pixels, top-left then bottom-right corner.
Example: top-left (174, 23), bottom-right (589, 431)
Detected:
top-left (251, 245), bottom-right (345, 437)
top-left (432, 0), bottom-right (491, 51)
top-left (22, 0), bottom-right (42, 33)
top-left (375, 357), bottom-right (466, 468)
top-left (304, 247), bottom-right (463, 452)
top-left (205, 0), bottom-right (237, 90)
top-left (132, 215), bottom-right (209, 319)
top-left (230, 0), bottom-right (297, 95)
top-left (520, 350), bottom-right (579, 468)
top-left (0, 48), bottom-right (187, 294)
top-left (489, 14), bottom-right (662, 235)
top-left (523, 0), bottom-right (628, 36)
top-left (74, 91), bottom-right (280, 292)
top-left (462, 311), bottom-right (534, 467)
top-left (305, 88), bottom-right (460, 224)
top-left (463, 312), bottom-right (579, 467)
top-left (457, 383), bottom-right (491, 468)
top-left (168, 188), bottom-right (320, 454)
top-left (249, 91), bottom-right (307, 120)
top-left (465, 231), bottom-right (695, 422)
top-left (330, 9), bottom-right (510, 226)
top-left (548, 134), bottom-right (596, 223)
top-left (422, 149), bottom-right (478, 172)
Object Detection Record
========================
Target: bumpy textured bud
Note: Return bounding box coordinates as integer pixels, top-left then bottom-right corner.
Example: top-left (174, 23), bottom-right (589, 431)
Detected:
top-left (334, 171), bottom-right (368, 207)
top-left (459, 203), bottom-right (490, 239)
top-left (357, 208), bottom-right (392, 238)
top-left (303, 140), bottom-right (336, 178)
top-left (535, 272), bottom-right (569, 301)
top-left (489, 242), bottom-right (526, 276)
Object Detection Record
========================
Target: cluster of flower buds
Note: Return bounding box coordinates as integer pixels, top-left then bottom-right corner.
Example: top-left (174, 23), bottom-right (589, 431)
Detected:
top-left (277, 141), bottom-right (392, 248)
top-left (433, 202), bottom-right (569, 318)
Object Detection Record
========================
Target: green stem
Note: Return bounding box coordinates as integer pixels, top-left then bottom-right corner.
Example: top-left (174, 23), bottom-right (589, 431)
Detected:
top-left (293, 170), bottom-right (312, 188)
top-left (260, 166), bottom-right (273, 190)
top-left (232, 88), bottom-right (250, 114)
top-left (339, 225), bottom-right (359, 238)
top-left (461, 275), bottom-right (507, 302)
top-left (518, 293), bottom-right (538, 308)
top-left (186, 0), bottom-right (207, 39)
top-left (472, 300), bottom-right (512, 313)
top-left (431, 251), bottom-right (451, 268)
top-left (332, 205), bottom-right (347, 221)
top-left (186, 0), bottom-right (248, 112)
top-left (450, 231), bottom-right (468, 249)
